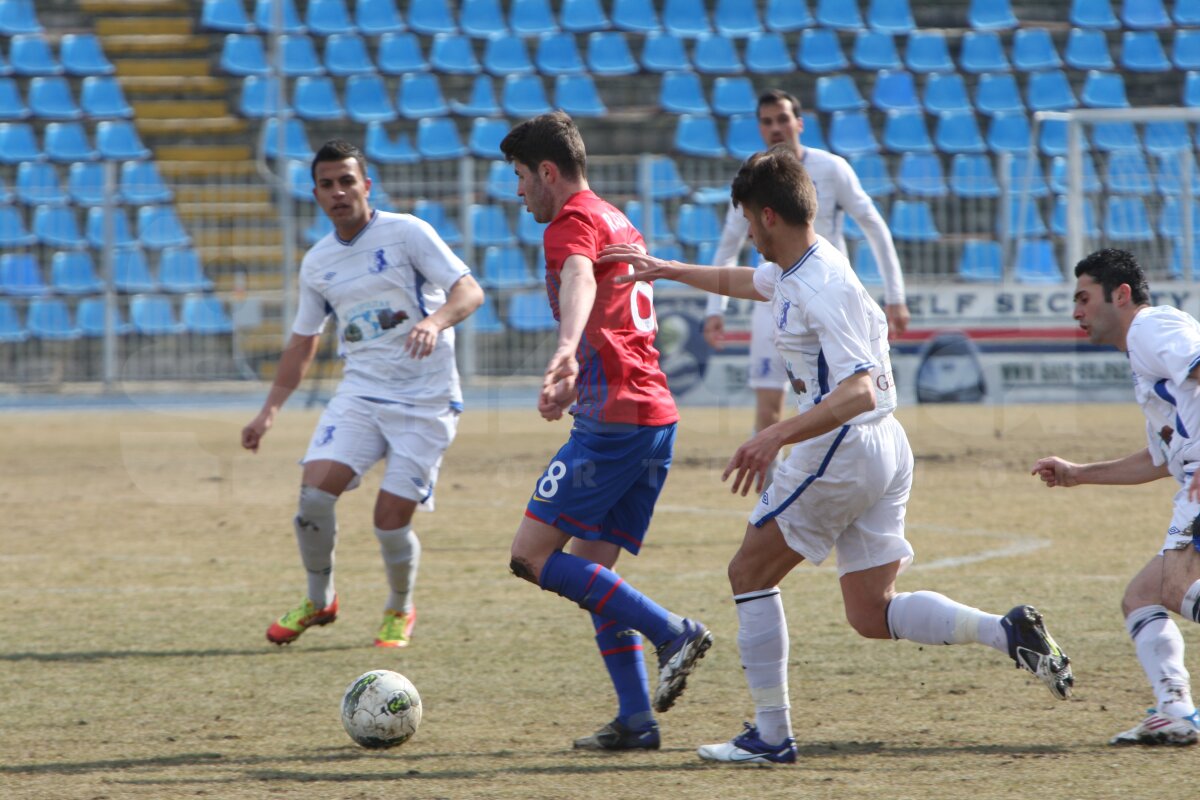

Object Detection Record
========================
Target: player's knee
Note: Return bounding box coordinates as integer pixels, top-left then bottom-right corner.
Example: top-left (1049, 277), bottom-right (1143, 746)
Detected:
top-left (296, 485), bottom-right (338, 532)
top-left (845, 603), bottom-right (890, 639)
top-left (509, 556), bottom-right (538, 584)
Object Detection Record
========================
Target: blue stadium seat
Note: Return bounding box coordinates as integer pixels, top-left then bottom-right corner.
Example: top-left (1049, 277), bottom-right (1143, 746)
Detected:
top-left (987, 110), bottom-right (1032, 154)
top-left (1027, 69), bottom-right (1077, 112)
top-left (470, 293), bottom-right (505, 334)
top-left (1048, 154), bottom-right (1101, 194)
top-left (828, 110), bottom-right (879, 156)
top-left (896, 152), bottom-right (946, 196)
top-left (641, 31), bottom-right (690, 72)
top-left (975, 72), bottom-right (1023, 116)
top-left (923, 71), bottom-right (970, 115)
top-left (507, 290), bottom-right (556, 331)
top-left (960, 31), bottom-right (1009, 74)
top-left (958, 240), bottom-right (1002, 281)
top-left (262, 117), bottom-right (313, 160)
top-left (889, 200), bottom-right (938, 241)
top-left (485, 159), bottom-right (519, 202)
top-left (16, 161), bottom-right (67, 206)
top-left (712, 76), bottom-right (756, 116)
top-left (0, 77), bottom-right (29, 120)
top-left (378, 32), bottom-right (428, 74)
top-left (872, 69), bottom-right (918, 112)
top-left (182, 294), bottom-right (233, 335)
top-left (587, 31), bottom-right (637, 75)
top-left (0, 205), bottom-right (35, 246)
top-left (0, 121), bottom-right (40, 161)
top-left (675, 203), bottom-right (722, 245)
top-left (28, 76), bottom-right (81, 120)
top-left (555, 73), bottom-right (606, 116)
top-left (1001, 196), bottom-right (1047, 237)
top-left (120, 161), bottom-right (173, 204)
top-left (325, 33), bottom-right (376, 75)
top-left (852, 30), bottom-right (900, 70)
top-left (502, 73), bottom-right (551, 115)
top-left (450, 75), bottom-right (501, 115)
top-left (883, 108), bottom-right (933, 153)
top-left (0, 298), bottom-right (26, 341)
top-left (1122, 0), bottom-right (1170, 28)
top-left (346, 74), bottom-right (397, 123)
top-left (51, 250), bottom-right (102, 294)
top-left (293, 75), bottom-right (345, 120)
top-left (460, 0), bottom-right (506, 37)
top-left (1158, 197), bottom-right (1200, 238)
top-left (408, 0), bottom-right (456, 35)
top-left (1038, 118), bottom-right (1073, 157)
top-left (1187, 71), bottom-right (1200, 107)
top-left (660, 70), bottom-right (708, 113)
top-left (201, 0), bottom-right (254, 32)
top-left (44, 121), bottom-right (96, 162)
top-left (816, 74), bottom-right (866, 112)
top-left (1105, 195), bottom-right (1153, 241)
top-left (479, 245), bottom-right (535, 289)
top-left (1003, 154), bottom-right (1049, 197)
top-left (1170, 238), bottom-right (1200, 279)
top-left (468, 117), bottom-right (508, 159)
top-left (415, 117), bottom-right (467, 159)
top-left (1176, 0), bottom-right (1200, 24)
top-left (412, 200), bottom-right (463, 245)
top-left (743, 31), bottom-right (793, 73)
top-left (694, 33), bottom-right (744, 74)
top-left (398, 72), bottom-right (448, 118)
top-left (664, 0), bottom-right (712, 37)
top-left (86, 207), bottom-right (136, 249)
top-left (674, 114), bottom-right (725, 157)
top-left (0, 0), bottom-right (39, 35)
top-left (9, 34), bottom-right (61, 76)
top-left (279, 34), bottom-right (324, 75)
top-left (1175, 30), bottom-right (1200, 71)
top-left (1051, 195), bottom-right (1100, 237)
top-left (138, 206), bottom-right (190, 249)
top-left (516, 215), bottom-right (549, 250)
top-left (34, 205), bottom-right (85, 248)
top-left (366, 122), bottom-right (421, 162)
top-left (1012, 28), bottom-right (1062, 71)
top-left (950, 153), bottom-right (1000, 197)
top-left (469, 204), bottom-right (516, 246)
top-left (1070, 0), bottom-right (1119, 28)
top-left (797, 27), bottom-right (848, 72)
top-left (968, 0), bottom-right (1017, 30)
top-left (66, 162), bottom-right (105, 206)
top-left (220, 34), bottom-right (269, 76)
top-left (850, 244), bottom-right (882, 285)
top-left (239, 75), bottom-right (288, 117)
top-left (850, 153), bottom-right (895, 196)
top-left (1092, 121), bottom-right (1140, 152)
top-left (647, 157), bottom-right (691, 199)
top-left (130, 295), bottom-right (184, 335)
top-left (536, 31), bottom-right (585, 75)
top-left (429, 33), bottom-right (481, 74)
top-left (934, 109), bottom-right (986, 154)
top-left (867, 0), bottom-right (915, 34)
top-left (906, 30), bottom-right (953, 73)
top-left (765, 0), bottom-right (813, 31)
top-left (0, 252), bottom-right (45, 295)
top-left (81, 76), bottom-right (133, 118)
top-left (303, 211), bottom-right (333, 244)
top-left (612, 0), bottom-right (661, 32)
top-left (1065, 28), bottom-right (1114, 70)
top-left (1015, 240), bottom-right (1062, 284)
top-left (0, 177), bottom-right (10, 203)
top-left (306, 0), bottom-right (354, 36)
top-left (285, 159), bottom-right (313, 201)
top-left (715, 0), bottom-right (761, 37)
top-left (255, 0), bottom-right (305, 33)
top-left (624, 200), bottom-right (673, 243)
top-left (484, 32), bottom-right (534, 75)
top-left (1146, 122), bottom-right (1195, 156)
top-left (1105, 150), bottom-right (1154, 195)
top-left (815, 0), bottom-right (863, 29)
top-left (801, 111), bottom-right (827, 149)
top-left (562, 0), bottom-right (610, 32)
top-left (356, 0), bottom-right (404, 35)
top-left (511, 0), bottom-right (558, 36)
top-left (726, 113), bottom-right (761, 159)
top-left (28, 297), bottom-right (80, 339)
top-left (159, 247), bottom-right (213, 292)
top-left (1121, 31), bottom-right (1169, 72)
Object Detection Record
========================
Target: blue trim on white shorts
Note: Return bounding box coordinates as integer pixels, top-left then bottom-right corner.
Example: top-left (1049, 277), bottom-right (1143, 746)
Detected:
top-left (753, 425), bottom-right (851, 527)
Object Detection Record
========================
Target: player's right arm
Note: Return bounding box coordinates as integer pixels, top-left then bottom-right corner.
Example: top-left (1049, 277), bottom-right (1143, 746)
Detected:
top-left (1031, 448), bottom-right (1169, 487)
top-left (703, 204), bottom-right (751, 348)
top-left (241, 332), bottom-right (322, 452)
top-left (599, 243), bottom-right (766, 301)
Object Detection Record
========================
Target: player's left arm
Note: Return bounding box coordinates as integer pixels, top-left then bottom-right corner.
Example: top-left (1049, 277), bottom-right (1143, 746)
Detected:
top-left (404, 273), bottom-right (484, 359)
top-left (539, 253), bottom-right (596, 420)
top-left (835, 162), bottom-right (910, 336)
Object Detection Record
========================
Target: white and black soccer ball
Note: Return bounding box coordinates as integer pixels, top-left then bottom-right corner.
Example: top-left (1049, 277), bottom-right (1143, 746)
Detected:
top-left (340, 669), bottom-right (422, 749)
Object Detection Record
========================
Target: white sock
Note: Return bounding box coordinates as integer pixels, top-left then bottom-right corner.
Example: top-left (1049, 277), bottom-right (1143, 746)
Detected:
top-left (1126, 605), bottom-right (1195, 719)
top-left (886, 591), bottom-right (1007, 652)
top-left (375, 525), bottom-right (420, 614)
top-left (734, 588), bottom-right (792, 746)
top-left (1181, 580), bottom-right (1200, 624)
top-left (294, 486), bottom-right (337, 608)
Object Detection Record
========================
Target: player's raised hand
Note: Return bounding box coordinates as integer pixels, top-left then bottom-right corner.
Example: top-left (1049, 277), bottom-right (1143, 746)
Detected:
top-left (722, 428), bottom-right (784, 497)
top-left (241, 410), bottom-right (274, 452)
top-left (404, 317), bottom-right (440, 359)
top-left (596, 244), bottom-right (677, 284)
top-left (1031, 456), bottom-right (1079, 488)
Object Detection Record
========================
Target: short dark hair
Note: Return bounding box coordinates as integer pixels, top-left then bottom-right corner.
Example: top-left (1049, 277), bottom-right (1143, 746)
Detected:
top-left (311, 139), bottom-right (367, 182)
top-left (730, 144), bottom-right (818, 227)
top-left (757, 89), bottom-right (801, 118)
top-left (1074, 248), bottom-right (1150, 304)
top-left (499, 111), bottom-right (587, 181)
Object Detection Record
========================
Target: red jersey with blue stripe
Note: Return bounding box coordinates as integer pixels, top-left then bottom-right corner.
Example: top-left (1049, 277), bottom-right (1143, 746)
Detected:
top-left (542, 190), bottom-right (678, 426)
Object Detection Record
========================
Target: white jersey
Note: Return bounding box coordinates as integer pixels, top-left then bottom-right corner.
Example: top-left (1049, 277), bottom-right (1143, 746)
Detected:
top-left (1127, 305), bottom-right (1200, 484)
top-left (705, 146), bottom-right (905, 316)
top-left (294, 210), bottom-right (471, 407)
top-left (751, 236), bottom-right (896, 422)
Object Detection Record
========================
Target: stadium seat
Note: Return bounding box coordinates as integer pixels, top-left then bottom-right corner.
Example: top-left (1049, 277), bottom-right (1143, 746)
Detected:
top-left (355, 0), bottom-right (403, 34)
top-left (507, 290), bottom-right (557, 331)
top-left (255, 0), bottom-right (305, 33)
top-left (562, 0), bottom-right (609, 32)
top-left (130, 294), bottom-right (184, 335)
top-left (740, 31), bottom-right (791, 73)
top-left (0, 205), bottom-right (35, 246)
top-left (949, 153), bottom-right (1001, 197)
top-left (536, 32), bottom-right (585, 75)
top-left (801, 111), bottom-right (828, 150)
top-left (346, 74), bottom-right (397, 123)
top-left (302, 210), bottom-right (333, 244)
top-left (1003, 154), bottom-right (1049, 197)
top-left (239, 75), bottom-right (288, 117)
top-left (182, 294), bottom-right (233, 335)
top-left (262, 117), bottom-right (313, 160)
top-left (479, 246), bottom-right (535, 289)
top-left (852, 30), bottom-right (900, 70)
top-left (1092, 121), bottom-right (1140, 152)
top-left (159, 247), bottom-right (213, 293)
top-left (1048, 153), bottom-right (1099, 194)
top-left (9, 34), bottom-right (60, 76)
top-left (585, 31), bottom-right (636, 75)
top-left (646, 157), bottom-right (690, 199)
top-left (1174, 30), bottom-right (1200, 71)
top-left (66, 162), bottom-right (105, 206)
top-left (828, 110), bottom-right (879, 156)
top-left (0, 121), bottom-right (40, 161)
top-left (81, 76), bottom-right (133, 118)
top-left (412, 200), bottom-right (463, 245)
top-left (428, 33), bottom-right (480, 74)
top-left (725, 114), bottom-right (761, 159)
top-left (960, 31), bottom-right (1009, 74)
top-left (986, 110), bottom-right (1032, 154)
top-left (765, 0), bottom-right (813, 31)
top-left (0, 177), bottom-right (10, 203)
top-left (483, 32), bottom-right (534, 75)
top-left (16, 161), bottom-right (67, 206)
top-left (1170, 238), bottom-right (1200, 279)
top-left (555, 73), bottom-right (606, 116)
top-left (663, 0), bottom-right (712, 37)
top-left (922, 72), bottom-right (970, 115)
top-left (1051, 195), bottom-right (1100, 237)
top-left (279, 34), bottom-right (324, 76)
top-left (1070, 0), bottom-right (1119, 28)
top-left (468, 117), bottom-right (508, 159)
top-left (1122, 30), bottom-right (1169, 72)
top-left (516, 213), bottom-right (547, 247)
top-left (27, 297), bottom-right (80, 339)
top-left (934, 109), bottom-right (986, 154)
top-left (1122, 0), bottom-right (1170, 28)
top-left (44, 121), bottom-right (96, 163)
top-left (86, 207), bottom-right (136, 249)
top-left (1158, 197), bottom-right (1200, 238)
top-left (460, 0), bottom-right (506, 37)
top-left (469, 293), bottom-right (505, 334)
top-left (957, 240), bottom-right (1002, 281)
top-left (285, 159), bottom-right (313, 201)
top-left (815, 0), bottom-right (863, 29)
top-left (501, 74), bottom-right (552, 116)
top-left (201, 0), bottom-right (254, 32)
top-left (883, 109), bottom-right (933, 153)
top-left (120, 161), bottom-right (173, 205)
top-left (1187, 71), bottom-right (1200, 107)
top-left (1176, 0), bottom-right (1200, 24)
top-left (1027, 69), bottom-right (1077, 112)
top-left (1154, 151), bottom-right (1199, 195)
top-left (612, 0), bottom-right (661, 32)
top-left (34, 205), bottom-right (85, 248)
top-left (138, 206), bottom-right (190, 249)
top-left (896, 152), bottom-right (946, 196)
top-left (324, 33), bottom-right (375, 76)
top-left (674, 114), bottom-right (725, 157)
top-left (1012, 240), bottom-right (1062, 284)
top-left (1001, 196), bottom-right (1047, 237)
top-left (377, 32), bottom-right (428, 74)
top-left (1012, 28), bottom-right (1062, 71)
top-left (851, 243), bottom-right (882, 285)
top-left (0, 298), bottom-right (26, 341)
top-left (867, 0), bottom-right (914, 34)
top-left (871, 69), bottom-right (919, 112)
top-left (975, 72), bottom-right (1023, 116)
top-left (0, 252), bottom-right (45, 295)
top-left (50, 250), bottom-right (102, 295)
top-left (906, 30), bottom-right (953, 73)
top-left (968, 0), bottom-right (1017, 30)
top-left (816, 74), bottom-right (866, 112)
top-left (624, 200), bottom-right (673, 243)
top-left (889, 200), bottom-right (938, 241)
top-left (220, 34), bottom-right (269, 76)
top-left (797, 28), bottom-right (848, 72)
top-left (1104, 195), bottom-right (1153, 241)
top-left (1105, 151), bottom-right (1154, 195)
top-left (78, 296), bottom-right (130, 335)
top-left (407, 0), bottom-right (456, 34)
top-left (469, 204), bottom-right (516, 247)
top-left (484, 159), bottom-right (519, 202)
top-left (293, 75), bottom-right (345, 120)
top-left (712, 76), bottom-right (756, 116)
top-left (306, 0), bottom-right (354, 36)
top-left (510, 0), bottom-right (558, 36)
top-left (415, 117), bottom-right (466, 159)
top-left (28, 76), bottom-right (80, 120)
top-left (694, 33), bottom-right (744, 74)
top-left (398, 73), bottom-right (448, 118)
top-left (641, 31), bottom-right (690, 72)
top-left (0, 77), bottom-right (29, 120)
top-left (714, 0), bottom-right (762, 36)
top-left (450, 75), bottom-right (501, 116)
top-left (1065, 28), bottom-right (1114, 70)
top-left (849, 153), bottom-right (895, 196)
top-left (1038, 118), bottom-right (1073, 157)
top-left (659, 71), bottom-right (708, 113)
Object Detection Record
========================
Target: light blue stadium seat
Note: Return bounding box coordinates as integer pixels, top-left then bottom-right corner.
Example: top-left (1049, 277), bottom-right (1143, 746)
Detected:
top-left (712, 75), bottom-right (756, 116)
top-left (87, 207), bottom-right (136, 249)
top-left (934, 109), bottom-right (986, 154)
top-left (415, 117), bottom-right (466, 159)
top-left (1121, 31), bottom-right (1169, 72)
top-left (714, 0), bottom-right (761, 36)
top-left (293, 75), bottom-right (345, 120)
top-left (968, 0), bottom-right (1017, 30)
top-left (562, 0), bottom-right (609, 32)
top-left (536, 32), bottom-right (585, 75)
top-left (507, 290), bottom-right (556, 331)
top-left (1070, 0), bottom-right (1119, 28)
top-left (555, 73), bottom-right (606, 116)
top-left (0, 205), bottom-right (35, 246)
top-left (1065, 28), bottom-right (1113, 70)
top-left (120, 160), bottom-right (173, 204)
top-left (674, 114), bottom-right (725, 157)
top-left (470, 293), bottom-right (505, 334)
top-left (987, 110), bottom-right (1032, 154)
top-left (726, 113), bottom-right (761, 159)
top-left (262, 117), bottom-right (313, 160)
top-left (1154, 152), bottom-right (1200, 196)
top-left (220, 34), bottom-right (269, 76)
top-left (950, 153), bottom-right (1000, 197)
top-left (816, 74), bottom-right (866, 112)
top-left (9, 34), bottom-right (60, 76)
top-left (484, 32), bottom-right (534, 75)
top-left (660, 70), bottom-right (708, 113)
top-left (16, 161), bottom-right (66, 206)
top-left (853, 244), bottom-right (884, 285)
top-left (67, 162), bottom-right (105, 206)
top-left (0, 299), bottom-right (26, 341)
top-left (1170, 238), bottom-right (1200, 279)
top-left (461, 0), bottom-right (506, 37)
top-left (624, 200), bottom-right (673, 243)
top-left (0, 77), bottom-right (28, 120)
top-left (130, 294), bottom-right (184, 335)
top-left (0, 120), bottom-right (40, 161)
top-left (480, 245), bottom-right (535, 289)
top-left (201, 0), bottom-right (254, 32)
top-left (1175, 30), bottom-right (1200, 71)
top-left (0, 177), bottom-right (10, 203)
top-left (306, 0), bottom-right (354, 36)
top-left (1052, 195), bottom-right (1100, 237)
top-left (1027, 69), bottom-right (1077, 112)
top-left (511, 0), bottom-right (559, 37)
top-left (1158, 197), bottom-right (1200, 238)
top-left (44, 121), bottom-right (96, 162)
top-left (35, 204), bottom-right (85, 248)
top-left (302, 211), bottom-right (333, 244)
top-left (51, 250), bottom-right (102, 294)
top-left (975, 72), bottom-right (1023, 116)
top-left (896, 152), bottom-right (946, 196)
top-left (923, 71), bottom-right (971, 115)
top-left (849, 153), bottom-right (895, 196)
top-left (612, 0), bottom-right (660, 32)
top-left (159, 247), bottom-right (213, 293)
top-left (412, 200), bottom-right (463, 245)
top-left (798, 27), bottom-right (848, 72)
top-left (408, 0), bottom-right (456, 35)
top-left (365, 123), bottom-right (422, 163)
top-left (828, 110), bottom-right (879, 156)
top-left (641, 31), bottom-right (690, 72)
top-left (1122, 0), bottom-right (1170, 28)
top-left (182, 294), bottom-right (233, 335)
top-left (279, 34), bottom-right (324, 75)
top-left (872, 69), bottom-right (919, 112)
top-left (1187, 71), bottom-right (1200, 107)
top-left (585, 31), bottom-right (636, 76)
top-left (356, 0), bottom-right (404, 35)
top-left (815, 0), bottom-right (863, 29)
top-left (1104, 195), bottom-right (1153, 241)
top-left (470, 204), bottom-right (516, 247)
top-left (138, 206), bottom-right (190, 249)
top-left (1048, 154), bottom-right (1102, 194)
top-left (378, 32), bottom-right (428, 74)
top-left (502, 73), bottom-right (551, 116)
top-left (765, 0), bottom-right (813, 31)
top-left (239, 75), bottom-right (288, 117)
top-left (676, 204), bottom-right (723, 245)
top-left (883, 108), bottom-right (933, 153)
top-left (429, 33), bottom-right (481, 74)
top-left (743, 31), bottom-right (792, 73)
top-left (325, 33), bottom-right (375, 75)
top-left (889, 200), bottom-right (938, 241)
top-left (801, 111), bottom-right (827, 150)
top-left (28, 76), bottom-right (81, 120)
top-left (852, 30), bottom-right (900, 71)
top-left (1038, 118), bottom-right (1074, 157)
top-left (450, 75), bottom-right (501, 115)
top-left (1176, 0), bottom-right (1200, 24)
top-left (955, 239), bottom-right (1003, 283)
top-left (28, 297), bottom-right (80, 340)
top-left (81, 76), bottom-right (133, 118)
top-left (346, 74), bottom-right (397, 123)
top-left (1015, 240), bottom-right (1062, 284)
top-left (255, 0), bottom-right (305, 33)
top-left (694, 33), bottom-right (744, 74)
top-left (469, 117), bottom-right (508, 159)
top-left (0, 0), bottom-right (40, 34)
top-left (646, 157), bottom-right (690, 199)
top-left (1092, 121), bottom-right (1140, 152)
top-left (867, 0), bottom-right (915, 34)
top-left (664, 0), bottom-right (711, 37)
top-left (1003, 154), bottom-right (1049, 197)
top-left (1012, 28), bottom-right (1061, 71)
top-left (0, 252), bottom-right (45, 295)
top-left (960, 31), bottom-right (1009, 74)
top-left (398, 72), bottom-right (448, 118)
top-left (485, 159), bottom-right (519, 202)
top-left (906, 30), bottom-right (953, 73)
top-left (1001, 196), bottom-right (1047, 237)
top-left (1106, 151), bottom-right (1154, 195)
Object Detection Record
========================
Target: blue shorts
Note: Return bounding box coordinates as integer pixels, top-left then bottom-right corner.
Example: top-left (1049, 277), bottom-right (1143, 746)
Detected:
top-left (524, 417), bottom-right (676, 555)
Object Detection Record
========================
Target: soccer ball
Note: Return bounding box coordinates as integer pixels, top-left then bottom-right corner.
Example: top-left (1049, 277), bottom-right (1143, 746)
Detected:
top-left (340, 669), bottom-right (422, 749)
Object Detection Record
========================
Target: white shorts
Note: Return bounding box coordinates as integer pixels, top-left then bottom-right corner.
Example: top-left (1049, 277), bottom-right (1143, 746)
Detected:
top-left (1161, 469), bottom-right (1200, 555)
top-left (748, 300), bottom-right (788, 391)
top-left (750, 414), bottom-right (915, 576)
top-left (302, 394), bottom-right (460, 508)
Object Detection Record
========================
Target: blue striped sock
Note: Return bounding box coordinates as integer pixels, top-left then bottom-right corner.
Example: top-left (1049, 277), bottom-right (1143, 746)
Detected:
top-left (592, 614), bottom-right (654, 730)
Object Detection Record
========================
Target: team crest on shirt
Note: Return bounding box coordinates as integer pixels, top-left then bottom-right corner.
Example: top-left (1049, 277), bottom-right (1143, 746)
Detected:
top-left (369, 248), bottom-right (388, 273)
top-left (315, 425), bottom-right (335, 446)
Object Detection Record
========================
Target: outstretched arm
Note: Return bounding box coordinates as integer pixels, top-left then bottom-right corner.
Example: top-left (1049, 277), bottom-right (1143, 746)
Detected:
top-left (597, 243), bottom-right (767, 301)
top-left (1031, 448), bottom-right (1169, 488)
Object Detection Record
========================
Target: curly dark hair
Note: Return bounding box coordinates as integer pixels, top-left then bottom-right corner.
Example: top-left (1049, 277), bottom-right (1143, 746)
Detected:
top-left (1073, 248), bottom-right (1150, 304)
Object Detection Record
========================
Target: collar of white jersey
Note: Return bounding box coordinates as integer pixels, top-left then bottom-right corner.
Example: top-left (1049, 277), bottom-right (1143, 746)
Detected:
top-left (780, 241), bottom-right (820, 279)
top-left (335, 209), bottom-right (379, 247)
